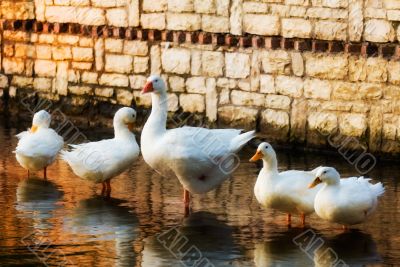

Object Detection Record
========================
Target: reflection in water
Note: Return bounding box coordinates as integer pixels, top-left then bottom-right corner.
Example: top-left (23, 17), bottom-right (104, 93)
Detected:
top-left (0, 123), bottom-right (399, 266)
top-left (16, 177), bottom-right (64, 229)
top-left (64, 196), bottom-right (138, 267)
top-left (314, 231), bottom-right (381, 267)
top-left (253, 228), bottom-right (315, 267)
top-left (142, 212), bottom-right (242, 266)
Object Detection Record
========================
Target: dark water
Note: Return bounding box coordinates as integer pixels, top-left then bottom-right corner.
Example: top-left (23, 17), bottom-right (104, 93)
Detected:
top-left (0, 121), bottom-right (399, 267)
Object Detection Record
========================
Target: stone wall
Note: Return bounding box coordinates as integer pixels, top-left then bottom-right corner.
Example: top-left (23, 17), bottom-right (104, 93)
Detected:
top-left (0, 0), bottom-right (400, 155)
top-left (3, 0), bottom-right (399, 42)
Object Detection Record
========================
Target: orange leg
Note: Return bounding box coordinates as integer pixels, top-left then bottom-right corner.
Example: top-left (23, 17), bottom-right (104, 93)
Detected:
top-left (183, 188), bottom-right (190, 212)
top-left (101, 182), bottom-right (106, 195)
top-left (287, 213), bottom-right (292, 226)
top-left (105, 180), bottom-right (111, 197)
top-left (300, 213), bottom-right (306, 228)
top-left (43, 167), bottom-right (47, 180)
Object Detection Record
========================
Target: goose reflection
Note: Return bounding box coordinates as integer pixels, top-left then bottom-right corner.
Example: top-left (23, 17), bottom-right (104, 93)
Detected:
top-left (314, 230), bottom-right (381, 267)
top-left (142, 211), bottom-right (241, 266)
top-left (16, 177), bottom-right (63, 229)
top-left (253, 228), bottom-right (317, 267)
top-left (64, 196), bottom-right (139, 267)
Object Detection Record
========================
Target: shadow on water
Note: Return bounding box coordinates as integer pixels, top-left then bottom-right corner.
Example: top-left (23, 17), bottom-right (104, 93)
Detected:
top-left (142, 211), bottom-right (242, 267)
top-left (253, 227), bottom-right (317, 267)
top-left (314, 230), bottom-right (381, 267)
top-left (0, 122), bottom-right (398, 266)
top-left (16, 177), bottom-right (64, 229)
top-left (253, 228), bottom-right (382, 267)
top-left (64, 196), bottom-right (139, 267)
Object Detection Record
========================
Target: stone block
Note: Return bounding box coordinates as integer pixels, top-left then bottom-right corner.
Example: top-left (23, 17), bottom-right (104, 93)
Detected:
top-left (260, 75), bottom-right (275, 94)
top-left (36, 45), bottom-right (52, 59)
top-left (218, 105), bottom-right (258, 129)
top-left (265, 95), bottom-right (291, 110)
top-left (72, 47), bottom-right (94, 61)
top-left (186, 77), bottom-right (206, 94)
top-left (34, 59), bottom-right (56, 77)
top-left (304, 79), bottom-right (332, 100)
top-left (52, 46), bottom-right (72, 60)
top-left (105, 38), bottom-right (123, 53)
top-left (282, 18), bottom-right (312, 38)
top-left (314, 21), bottom-right (347, 40)
top-left (305, 54), bottom-right (348, 80)
top-left (106, 8), bottom-right (128, 27)
top-left (143, 0), bottom-right (167, 12)
top-left (105, 54), bottom-right (133, 73)
top-left (226, 53), bottom-right (251, 79)
top-left (308, 112), bottom-right (338, 134)
top-left (180, 93), bottom-right (205, 113)
top-left (99, 73), bottom-right (129, 87)
top-left (202, 15), bottom-right (229, 33)
top-left (76, 7), bottom-right (106, 25)
top-left (134, 57), bottom-right (149, 73)
top-left (261, 50), bottom-right (291, 75)
top-left (275, 75), bottom-right (303, 97)
top-left (123, 40), bottom-right (148, 56)
top-left (168, 0), bottom-right (193, 12)
top-left (141, 13), bottom-right (166, 30)
top-left (339, 113), bottom-right (367, 137)
top-left (231, 90), bottom-right (265, 106)
top-left (364, 19), bottom-right (395, 42)
top-left (167, 13), bottom-right (201, 31)
top-left (202, 51), bottom-right (224, 77)
top-left (243, 14), bottom-right (280, 35)
top-left (162, 48), bottom-right (191, 74)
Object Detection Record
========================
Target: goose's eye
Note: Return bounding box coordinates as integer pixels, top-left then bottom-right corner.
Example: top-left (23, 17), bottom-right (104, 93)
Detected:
top-left (265, 146), bottom-right (268, 149)
top-left (323, 171), bottom-right (327, 174)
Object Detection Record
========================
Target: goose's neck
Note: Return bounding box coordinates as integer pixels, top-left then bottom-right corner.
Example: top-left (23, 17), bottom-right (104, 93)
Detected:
top-left (262, 157), bottom-right (279, 176)
top-left (145, 92), bottom-right (168, 134)
top-left (114, 122), bottom-right (135, 140)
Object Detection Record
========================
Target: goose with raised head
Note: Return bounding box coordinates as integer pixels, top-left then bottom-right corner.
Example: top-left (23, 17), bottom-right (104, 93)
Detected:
top-left (141, 75), bottom-right (256, 211)
top-left (15, 110), bottom-right (64, 179)
top-left (250, 142), bottom-right (323, 227)
top-left (309, 167), bottom-right (385, 230)
top-left (61, 107), bottom-right (140, 197)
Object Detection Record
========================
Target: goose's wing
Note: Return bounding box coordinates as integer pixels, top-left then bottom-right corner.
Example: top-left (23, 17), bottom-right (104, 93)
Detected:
top-left (165, 127), bottom-right (240, 158)
top-left (160, 127), bottom-right (239, 176)
top-left (64, 137), bottom-right (139, 177)
top-left (15, 129), bottom-right (64, 157)
top-left (277, 170), bottom-right (320, 197)
top-left (337, 177), bottom-right (377, 211)
top-left (63, 139), bottom-right (124, 173)
top-left (16, 130), bottom-right (30, 140)
top-left (163, 127), bottom-right (233, 163)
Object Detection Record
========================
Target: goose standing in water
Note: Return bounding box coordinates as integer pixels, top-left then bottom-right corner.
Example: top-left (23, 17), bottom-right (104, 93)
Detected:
top-left (61, 107), bottom-right (140, 197)
top-left (15, 110), bottom-right (64, 179)
top-left (141, 75), bottom-right (255, 211)
top-left (309, 167), bottom-right (385, 230)
top-left (250, 142), bottom-right (323, 226)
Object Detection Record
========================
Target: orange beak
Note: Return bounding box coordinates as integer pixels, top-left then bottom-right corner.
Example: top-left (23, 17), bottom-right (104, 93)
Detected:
top-left (142, 81), bottom-right (154, 94)
top-left (30, 125), bottom-right (38, 133)
top-left (126, 122), bottom-right (134, 131)
top-left (249, 150), bottom-right (263, 162)
top-left (308, 177), bottom-right (322, 189)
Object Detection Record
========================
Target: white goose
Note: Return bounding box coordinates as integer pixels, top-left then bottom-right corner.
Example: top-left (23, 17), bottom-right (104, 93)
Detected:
top-left (250, 142), bottom-right (323, 226)
top-left (141, 75), bottom-right (255, 210)
top-left (61, 107), bottom-right (140, 196)
top-left (15, 110), bottom-right (64, 179)
top-left (309, 167), bottom-right (385, 229)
